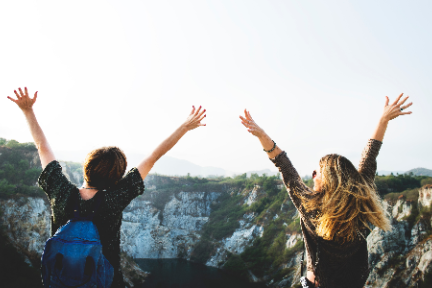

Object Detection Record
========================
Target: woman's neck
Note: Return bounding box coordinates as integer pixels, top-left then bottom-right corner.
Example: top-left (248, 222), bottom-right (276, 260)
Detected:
top-left (79, 182), bottom-right (98, 200)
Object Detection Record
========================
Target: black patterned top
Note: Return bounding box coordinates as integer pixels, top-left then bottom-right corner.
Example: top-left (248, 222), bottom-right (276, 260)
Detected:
top-left (38, 160), bottom-right (145, 288)
top-left (270, 139), bottom-right (382, 288)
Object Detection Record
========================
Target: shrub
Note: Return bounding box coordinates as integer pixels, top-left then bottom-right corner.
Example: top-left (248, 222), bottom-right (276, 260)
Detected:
top-left (190, 239), bottom-right (216, 264)
top-left (384, 188), bottom-right (419, 203)
top-left (420, 178), bottom-right (432, 186)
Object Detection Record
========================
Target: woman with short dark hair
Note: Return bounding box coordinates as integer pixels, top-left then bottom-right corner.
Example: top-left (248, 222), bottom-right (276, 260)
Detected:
top-left (239, 94), bottom-right (413, 288)
top-left (8, 87), bottom-right (206, 287)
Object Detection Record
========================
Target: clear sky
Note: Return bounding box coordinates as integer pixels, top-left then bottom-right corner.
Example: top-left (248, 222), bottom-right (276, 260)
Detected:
top-left (1, 0), bottom-right (431, 176)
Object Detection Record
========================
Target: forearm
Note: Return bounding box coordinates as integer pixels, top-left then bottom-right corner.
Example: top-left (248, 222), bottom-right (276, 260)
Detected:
top-left (150, 125), bottom-right (188, 162)
top-left (23, 109), bottom-right (47, 147)
top-left (137, 105), bottom-right (205, 180)
top-left (371, 117), bottom-right (389, 142)
top-left (23, 109), bottom-right (55, 168)
top-left (137, 124), bottom-right (188, 179)
top-left (269, 150), bottom-right (312, 216)
top-left (258, 132), bottom-right (282, 159)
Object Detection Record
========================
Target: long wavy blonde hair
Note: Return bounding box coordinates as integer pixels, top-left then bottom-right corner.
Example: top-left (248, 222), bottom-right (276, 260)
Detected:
top-left (303, 154), bottom-right (391, 243)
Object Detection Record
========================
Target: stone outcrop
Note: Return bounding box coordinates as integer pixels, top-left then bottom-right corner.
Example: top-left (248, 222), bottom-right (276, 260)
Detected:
top-left (244, 185), bottom-right (262, 206)
top-left (0, 197), bottom-right (51, 261)
top-left (418, 185), bottom-right (432, 210)
top-left (392, 196), bottom-right (414, 221)
top-left (365, 190), bottom-right (432, 288)
top-left (206, 218), bottom-right (264, 268)
top-left (121, 191), bottom-right (221, 259)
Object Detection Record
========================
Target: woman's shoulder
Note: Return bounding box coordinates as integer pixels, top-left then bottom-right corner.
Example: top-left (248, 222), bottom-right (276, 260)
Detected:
top-left (39, 160), bottom-right (78, 197)
top-left (102, 167), bottom-right (145, 211)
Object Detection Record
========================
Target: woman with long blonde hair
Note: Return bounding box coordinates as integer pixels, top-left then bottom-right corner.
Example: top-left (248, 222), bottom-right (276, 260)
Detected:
top-left (240, 94), bottom-right (413, 288)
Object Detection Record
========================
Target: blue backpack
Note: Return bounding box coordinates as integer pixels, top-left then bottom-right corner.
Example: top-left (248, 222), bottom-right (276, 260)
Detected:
top-left (41, 192), bottom-right (114, 288)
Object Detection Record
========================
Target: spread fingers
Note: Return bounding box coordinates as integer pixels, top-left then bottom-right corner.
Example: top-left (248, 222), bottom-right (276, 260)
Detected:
top-left (401, 102), bottom-right (413, 110)
top-left (391, 93), bottom-right (404, 106)
top-left (397, 96), bottom-right (409, 107)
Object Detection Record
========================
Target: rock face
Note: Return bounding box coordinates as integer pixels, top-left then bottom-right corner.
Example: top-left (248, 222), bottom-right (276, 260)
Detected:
top-left (286, 234), bottom-right (302, 249)
top-left (0, 197), bottom-right (51, 258)
top-left (244, 185), bottom-right (261, 206)
top-left (418, 185), bottom-right (432, 209)
top-left (206, 219), bottom-right (263, 268)
top-left (0, 191), bottom-right (222, 261)
top-left (391, 196), bottom-right (414, 221)
top-left (121, 191), bottom-right (221, 259)
top-left (365, 189), bottom-right (432, 288)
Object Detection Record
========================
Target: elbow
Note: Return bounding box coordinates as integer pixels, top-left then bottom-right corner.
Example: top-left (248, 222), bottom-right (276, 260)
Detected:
top-left (36, 142), bottom-right (50, 153)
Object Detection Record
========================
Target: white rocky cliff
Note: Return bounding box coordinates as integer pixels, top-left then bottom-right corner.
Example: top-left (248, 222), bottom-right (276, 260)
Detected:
top-left (365, 186), bottom-right (432, 288)
top-left (121, 191), bottom-right (221, 258)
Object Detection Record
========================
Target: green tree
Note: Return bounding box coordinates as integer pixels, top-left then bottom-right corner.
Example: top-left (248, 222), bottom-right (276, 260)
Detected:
top-left (5, 140), bottom-right (20, 148)
top-left (421, 178), bottom-right (432, 186)
top-left (0, 179), bottom-right (15, 196)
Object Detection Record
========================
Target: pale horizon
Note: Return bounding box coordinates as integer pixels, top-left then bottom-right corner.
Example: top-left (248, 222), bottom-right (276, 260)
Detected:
top-left (1, 0), bottom-right (431, 176)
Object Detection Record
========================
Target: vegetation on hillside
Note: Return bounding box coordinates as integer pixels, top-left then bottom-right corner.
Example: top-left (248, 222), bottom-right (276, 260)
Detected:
top-left (186, 173), bottom-right (303, 281)
top-left (375, 173), bottom-right (431, 195)
top-left (0, 138), bottom-right (44, 198)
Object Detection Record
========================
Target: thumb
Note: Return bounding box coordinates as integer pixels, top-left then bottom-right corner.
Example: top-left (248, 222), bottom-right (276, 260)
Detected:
top-left (7, 96), bottom-right (17, 103)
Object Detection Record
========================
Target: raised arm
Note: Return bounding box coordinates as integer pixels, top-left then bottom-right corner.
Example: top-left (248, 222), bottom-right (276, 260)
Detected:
top-left (359, 93), bottom-right (413, 181)
top-left (239, 110), bottom-right (313, 214)
top-left (137, 105), bottom-right (206, 180)
top-left (7, 87), bottom-right (55, 169)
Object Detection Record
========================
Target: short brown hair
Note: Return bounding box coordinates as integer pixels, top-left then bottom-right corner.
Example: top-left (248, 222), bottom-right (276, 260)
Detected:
top-left (83, 146), bottom-right (127, 190)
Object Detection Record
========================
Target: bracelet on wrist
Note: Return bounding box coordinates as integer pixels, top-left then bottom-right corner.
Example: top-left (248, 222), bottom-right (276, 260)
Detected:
top-left (263, 140), bottom-right (276, 153)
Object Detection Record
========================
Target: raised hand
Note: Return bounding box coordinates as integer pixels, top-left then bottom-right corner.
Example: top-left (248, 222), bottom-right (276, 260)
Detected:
top-left (183, 105), bottom-right (206, 131)
top-left (371, 93), bottom-right (413, 142)
top-left (381, 93), bottom-right (413, 122)
top-left (239, 109), bottom-right (265, 138)
top-left (6, 87), bottom-right (55, 167)
top-left (7, 87), bottom-right (38, 112)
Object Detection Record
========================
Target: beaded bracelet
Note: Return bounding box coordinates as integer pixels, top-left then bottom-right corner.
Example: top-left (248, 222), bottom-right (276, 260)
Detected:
top-left (263, 140), bottom-right (276, 153)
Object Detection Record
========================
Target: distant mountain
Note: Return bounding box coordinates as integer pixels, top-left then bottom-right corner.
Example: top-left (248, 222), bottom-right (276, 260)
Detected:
top-left (377, 170), bottom-right (406, 176)
top-left (55, 150), bottom-right (278, 178)
top-left (127, 154), bottom-right (278, 178)
top-left (149, 156), bottom-right (229, 177)
top-left (404, 168), bottom-right (432, 177)
top-left (376, 168), bottom-right (432, 177)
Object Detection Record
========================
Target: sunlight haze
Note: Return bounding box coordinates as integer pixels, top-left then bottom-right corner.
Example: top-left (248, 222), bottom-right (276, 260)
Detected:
top-left (1, 0), bottom-right (431, 176)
